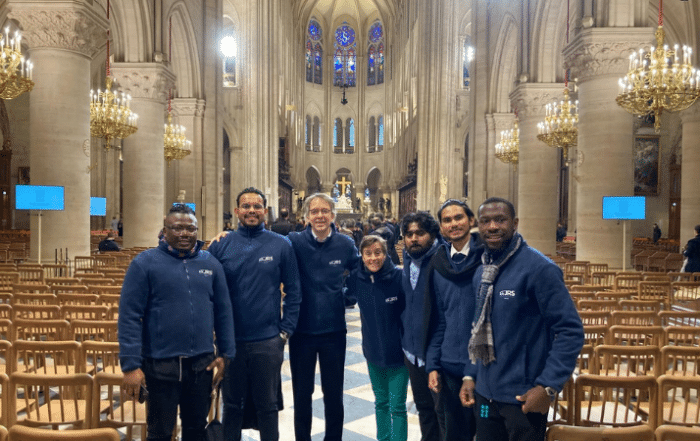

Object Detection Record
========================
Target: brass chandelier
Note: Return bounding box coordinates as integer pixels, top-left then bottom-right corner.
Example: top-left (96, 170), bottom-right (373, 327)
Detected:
top-left (495, 119), bottom-right (519, 170)
top-left (0, 27), bottom-right (34, 100)
top-left (163, 94), bottom-right (191, 166)
top-left (89, 0), bottom-right (138, 150)
top-left (616, 0), bottom-right (700, 132)
top-left (536, 85), bottom-right (578, 162)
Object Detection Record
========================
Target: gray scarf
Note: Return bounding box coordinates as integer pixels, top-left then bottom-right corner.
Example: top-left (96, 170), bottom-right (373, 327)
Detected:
top-left (468, 233), bottom-right (522, 365)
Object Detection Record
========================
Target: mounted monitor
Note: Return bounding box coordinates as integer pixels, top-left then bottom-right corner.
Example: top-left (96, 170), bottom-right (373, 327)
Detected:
top-left (90, 197), bottom-right (106, 216)
top-left (602, 196), bottom-right (645, 220)
top-left (173, 202), bottom-right (196, 214)
top-left (15, 185), bottom-right (65, 211)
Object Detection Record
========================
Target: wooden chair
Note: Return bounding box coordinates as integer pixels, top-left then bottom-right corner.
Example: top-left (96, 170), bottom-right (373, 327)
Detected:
top-left (10, 304), bottom-right (61, 320)
top-left (15, 267), bottom-right (44, 285)
top-left (645, 252), bottom-right (670, 272)
top-left (663, 254), bottom-right (685, 273)
top-left (7, 372), bottom-right (94, 429)
top-left (566, 261), bottom-right (590, 276)
top-left (664, 326), bottom-right (700, 347)
top-left (592, 344), bottom-right (660, 377)
top-left (618, 299), bottom-right (661, 312)
top-left (56, 293), bottom-right (99, 307)
top-left (61, 305), bottom-right (109, 321)
top-left (547, 424), bottom-right (655, 441)
top-left (637, 281), bottom-right (672, 309)
top-left (87, 285), bottom-right (121, 295)
top-left (657, 375), bottom-right (700, 427)
top-left (667, 272), bottom-right (696, 283)
top-left (73, 257), bottom-right (95, 275)
top-left (45, 277), bottom-right (82, 286)
top-left (588, 263), bottom-right (609, 276)
top-left (50, 284), bottom-right (89, 295)
top-left (11, 340), bottom-right (81, 375)
top-left (11, 319), bottom-right (71, 342)
top-left (606, 325), bottom-right (664, 346)
top-left (0, 373), bottom-right (8, 429)
top-left (70, 320), bottom-right (118, 343)
top-left (0, 304), bottom-right (9, 319)
top-left (594, 290), bottom-right (635, 301)
top-left (573, 374), bottom-right (658, 428)
top-left (11, 284), bottom-right (50, 294)
top-left (81, 341), bottom-right (121, 375)
top-left (7, 426), bottom-right (119, 441)
top-left (577, 300), bottom-right (618, 312)
top-left (660, 346), bottom-right (700, 377)
top-left (107, 306), bottom-right (118, 320)
top-left (615, 274), bottom-right (643, 290)
top-left (92, 256), bottom-right (117, 270)
top-left (0, 273), bottom-right (19, 293)
top-left (9, 293), bottom-right (58, 306)
top-left (583, 324), bottom-right (608, 348)
top-left (41, 264), bottom-right (69, 279)
top-left (610, 310), bottom-right (661, 326)
top-left (0, 319), bottom-right (11, 341)
top-left (578, 311), bottom-right (611, 326)
top-left (655, 425), bottom-right (700, 441)
top-left (79, 278), bottom-right (115, 287)
top-left (0, 341), bottom-right (10, 376)
top-left (590, 271), bottom-right (616, 287)
top-left (577, 345), bottom-right (596, 376)
top-left (659, 310), bottom-right (700, 327)
top-left (671, 282), bottom-right (700, 305)
top-left (570, 292), bottom-right (597, 303)
top-left (0, 293), bottom-right (10, 305)
top-left (634, 250), bottom-right (655, 271)
top-left (92, 372), bottom-right (147, 440)
top-left (97, 294), bottom-right (120, 308)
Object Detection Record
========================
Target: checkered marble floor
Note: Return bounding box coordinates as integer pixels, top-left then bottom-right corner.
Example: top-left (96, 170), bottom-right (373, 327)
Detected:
top-left (240, 308), bottom-right (423, 441)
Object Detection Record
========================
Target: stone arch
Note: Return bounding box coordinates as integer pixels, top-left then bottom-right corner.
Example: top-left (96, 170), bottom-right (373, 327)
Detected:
top-left (306, 166), bottom-right (322, 195)
top-left (109, 0), bottom-right (154, 63)
top-left (167, 2), bottom-right (202, 97)
top-left (490, 15), bottom-right (519, 112)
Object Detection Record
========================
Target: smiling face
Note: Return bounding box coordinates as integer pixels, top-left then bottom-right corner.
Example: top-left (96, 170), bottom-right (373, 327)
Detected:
top-left (306, 197), bottom-right (335, 237)
top-left (362, 241), bottom-right (386, 273)
top-left (478, 202), bottom-right (518, 251)
top-left (439, 204), bottom-right (473, 249)
top-left (235, 193), bottom-right (267, 228)
top-left (163, 213), bottom-right (198, 252)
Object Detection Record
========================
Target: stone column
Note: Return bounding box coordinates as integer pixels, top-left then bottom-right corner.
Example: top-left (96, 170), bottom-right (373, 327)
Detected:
top-left (680, 105), bottom-right (700, 246)
top-left (565, 28), bottom-right (653, 269)
top-left (510, 83), bottom-right (563, 256)
top-left (9, 2), bottom-right (107, 261)
top-left (489, 113), bottom-right (517, 200)
top-left (111, 63), bottom-right (174, 248)
top-left (168, 98), bottom-right (201, 219)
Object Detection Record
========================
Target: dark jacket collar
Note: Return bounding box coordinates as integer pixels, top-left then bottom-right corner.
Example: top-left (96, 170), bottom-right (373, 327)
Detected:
top-left (158, 239), bottom-right (203, 259)
top-left (431, 235), bottom-right (483, 281)
top-left (237, 222), bottom-right (265, 238)
top-left (357, 256), bottom-right (396, 283)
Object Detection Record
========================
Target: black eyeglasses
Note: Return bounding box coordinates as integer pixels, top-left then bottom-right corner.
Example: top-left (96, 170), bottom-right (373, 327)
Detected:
top-left (165, 225), bottom-right (198, 233)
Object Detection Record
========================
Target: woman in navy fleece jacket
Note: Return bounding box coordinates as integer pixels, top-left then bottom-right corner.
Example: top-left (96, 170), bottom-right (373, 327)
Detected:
top-left (345, 235), bottom-right (408, 441)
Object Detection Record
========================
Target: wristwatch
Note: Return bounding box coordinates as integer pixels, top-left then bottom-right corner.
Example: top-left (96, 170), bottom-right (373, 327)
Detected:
top-left (279, 331), bottom-right (289, 341)
top-left (541, 385), bottom-right (557, 400)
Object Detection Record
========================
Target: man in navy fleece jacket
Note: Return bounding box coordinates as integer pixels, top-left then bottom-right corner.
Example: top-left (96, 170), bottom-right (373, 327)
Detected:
top-left (288, 193), bottom-right (360, 441)
top-left (207, 187), bottom-right (301, 441)
top-left (119, 204), bottom-right (235, 441)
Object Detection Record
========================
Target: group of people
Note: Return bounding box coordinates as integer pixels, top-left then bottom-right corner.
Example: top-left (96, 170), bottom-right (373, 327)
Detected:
top-left (118, 188), bottom-right (585, 441)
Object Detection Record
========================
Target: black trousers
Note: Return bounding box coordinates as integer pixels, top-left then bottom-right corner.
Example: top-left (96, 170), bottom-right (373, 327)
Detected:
top-left (437, 372), bottom-right (476, 441)
top-left (289, 330), bottom-right (347, 441)
top-left (142, 353), bottom-right (215, 441)
top-left (222, 335), bottom-right (286, 441)
top-left (474, 392), bottom-right (547, 441)
top-left (404, 356), bottom-right (441, 441)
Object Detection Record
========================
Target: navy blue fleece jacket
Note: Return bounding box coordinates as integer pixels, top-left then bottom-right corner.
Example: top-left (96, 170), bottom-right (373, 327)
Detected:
top-left (288, 224), bottom-right (360, 334)
top-left (345, 258), bottom-right (405, 368)
top-left (206, 224), bottom-right (301, 341)
top-left (118, 240), bottom-right (236, 373)
top-left (426, 238), bottom-right (483, 378)
top-left (471, 241), bottom-right (584, 404)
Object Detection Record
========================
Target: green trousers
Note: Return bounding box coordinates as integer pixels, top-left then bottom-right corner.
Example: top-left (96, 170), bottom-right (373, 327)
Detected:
top-left (367, 361), bottom-right (410, 441)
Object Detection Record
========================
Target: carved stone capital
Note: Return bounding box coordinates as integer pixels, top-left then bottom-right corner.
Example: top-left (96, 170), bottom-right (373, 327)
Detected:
top-left (681, 102), bottom-right (700, 124)
top-left (490, 113), bottom-right (516, 132)
top-left (509, 83), bottom-right (563, 118)
top-left (110, 63), bottom-right (175, 102)
top-left (8, 2), bottom-right (108, 57)
top-left (172, 98), bottom-right (206, 118)
top-left (563, 27), bottom-right (655, 83)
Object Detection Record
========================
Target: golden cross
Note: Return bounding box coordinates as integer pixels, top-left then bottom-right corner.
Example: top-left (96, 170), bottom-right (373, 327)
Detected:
top-left (337, 176), bottom-right (351, 195)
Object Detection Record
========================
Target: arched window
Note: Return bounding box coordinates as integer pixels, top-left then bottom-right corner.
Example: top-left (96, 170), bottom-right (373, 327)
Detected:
top-left (306, 19), bottom-right (323, 84)
top-left (378, 115), bottom-right (384, 151)
top-left (333, 22), bottom-right (356, 87)
top-left (305, 116), bottom-right (311, 150)
top-left (334, 118), bottom-right (343, 153)
top-left (368, 116), bottom-right (376, 152)
top-left (346, 118), bottom-right (355, 153)
top-left (463, 39), bottom-right (474, 89)
top-left (221, 23), bottom-right (237, 87)
top-left (313, 116), bottom-right (321, 152)
top-left (367, 21), bottom-right (384, 86)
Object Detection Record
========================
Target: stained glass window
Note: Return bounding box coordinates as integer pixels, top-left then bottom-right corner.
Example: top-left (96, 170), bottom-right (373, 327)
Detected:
top-left (463, 40), bottom-right (474, 89)
top-left (367, 21), bottom-right (384, 86)
top-left (305, 116), bottom-right (311, 150)
top-left (378, 116), bottom-right (384, 150)
top-left (306, 19), bottom-right (323, 84)
top-left (348, 119), bottom-right (355, 148)
top-left (334, 22), bottom-right (356, 87)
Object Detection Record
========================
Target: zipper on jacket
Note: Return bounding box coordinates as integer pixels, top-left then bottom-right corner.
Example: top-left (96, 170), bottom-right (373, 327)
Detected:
top-left (179, 356), bottom-right (183, 381)
top-left (370, 274), bottom-right (374, 283)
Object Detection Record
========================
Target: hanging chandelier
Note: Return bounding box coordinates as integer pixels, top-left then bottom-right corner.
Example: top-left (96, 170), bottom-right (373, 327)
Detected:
top-left (536, 85), bottom-right (578, 162)
top-left (495, 119), bottom-right (519, 170)
top-left (616, 0), bottom-right (700, 132)
top-left (0, 27), bottom-right (34, 99)
top-left (89, 0), bottom-right (138, 150)
top-left (163, 97), bottom-right (191, 166)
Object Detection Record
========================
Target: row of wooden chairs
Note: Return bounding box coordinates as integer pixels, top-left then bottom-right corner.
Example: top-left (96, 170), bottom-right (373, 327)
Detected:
top-left (569, 281), bottom-right (700, 310)
top-left (0, 304), bottom-right (118, 322)
top-left (576, 344), bottom-right (700, 378)
top-left (583, 324), bottom-right (700, 348)
top-left (548, 420), bottom-right (698, 440)
top-left (0, 292), bottom-right (121, 309)
top-left (0, 425), bottom-right (120, 441)
top-left (578, 308), bottom-right (700, 326)
top-left (1, 275), bottom-right (122, 293)
top-left (0, 318), bottom-right (118, 344)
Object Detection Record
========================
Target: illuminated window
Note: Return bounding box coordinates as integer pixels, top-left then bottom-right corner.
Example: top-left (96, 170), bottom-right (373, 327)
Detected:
top-left (367, 21), bottom-right (384, 86)
top-left (334, 22), bottom-right (356, 87)
top-left (306, 19), bottom-right (323, 84)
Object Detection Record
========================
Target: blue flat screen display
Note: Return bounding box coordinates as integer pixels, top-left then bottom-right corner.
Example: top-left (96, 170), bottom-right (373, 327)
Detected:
top-left (90, 197), bottom-right (106, 216)
top-left (15, 185), bottom-right (65, 211)
top-left (173, 202), bottom-right (196, 214)
top-left (602, 196), bottom-right (645, 220)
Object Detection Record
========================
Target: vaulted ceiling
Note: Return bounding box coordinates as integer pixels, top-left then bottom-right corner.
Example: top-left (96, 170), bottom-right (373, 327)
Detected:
top-left (292, 0), bottom-right (398, 27)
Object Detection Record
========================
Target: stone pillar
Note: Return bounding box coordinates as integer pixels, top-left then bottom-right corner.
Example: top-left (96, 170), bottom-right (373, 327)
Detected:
top-left (680, 105), bottom-right (700, 246)
top-left (111, 63), bottom-right (174, 248)
top-left (168, 98), bottom-right (201, 220)
top-left (489, 113), bottom-right (517, 200)
top-left (510, 84), bottom-right (563, 256)
top-left (9, 2), bottom-right (107, 261)
top-left (565, 27), bottom-right (653, 268)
